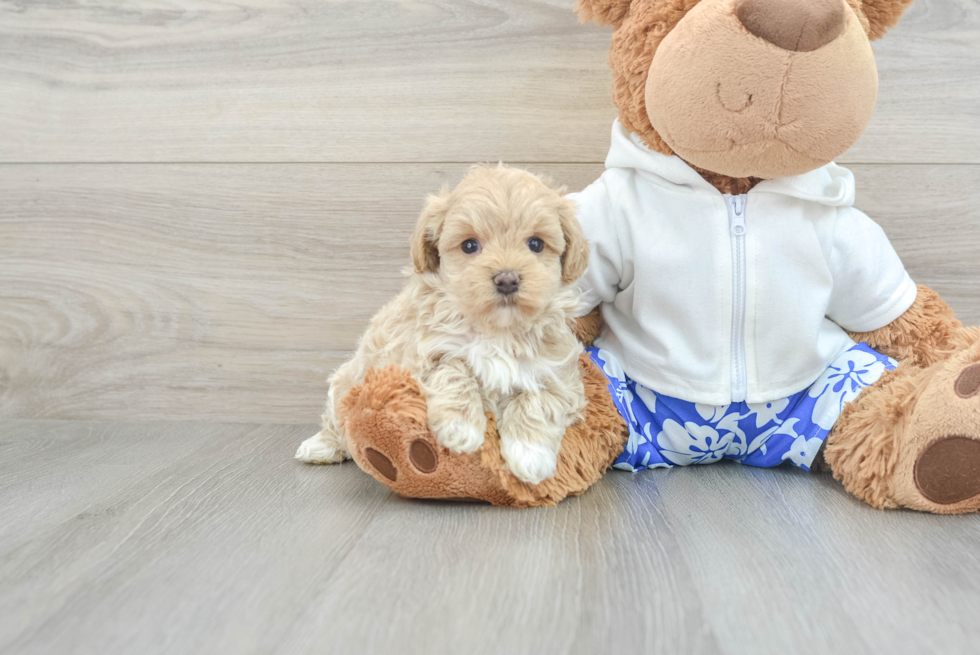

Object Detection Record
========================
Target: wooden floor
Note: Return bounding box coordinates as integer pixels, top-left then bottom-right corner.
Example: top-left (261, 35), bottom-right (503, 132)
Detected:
top-left (1, 419), bottom-right (979, 655)
top-left (3, 1), bottom-right (980, 653)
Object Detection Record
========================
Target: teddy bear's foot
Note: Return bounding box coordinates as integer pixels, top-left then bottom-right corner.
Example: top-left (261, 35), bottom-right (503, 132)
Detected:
top-left (337, 357), bottom-right (629, 507)
top-left (827, 340), bottom-right (980, 513)
top-left (894, 342), bottom-right (980, 513)
top-left (338, 365), bottom-right (516, 505)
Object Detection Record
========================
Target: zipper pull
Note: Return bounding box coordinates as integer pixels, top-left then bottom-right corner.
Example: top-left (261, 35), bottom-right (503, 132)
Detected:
top-left (730, 195), bottom-right (746, 236)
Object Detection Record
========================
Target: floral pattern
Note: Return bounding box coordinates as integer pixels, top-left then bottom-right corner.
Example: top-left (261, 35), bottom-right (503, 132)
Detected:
top-left (657, 420), bottom-right (744, 465)
top-left (807, 348), bottom-right (893, 430)
top-left (745, 398), bottom-right (789, 428)
top-left (588, 343), bottom-right (896, 472)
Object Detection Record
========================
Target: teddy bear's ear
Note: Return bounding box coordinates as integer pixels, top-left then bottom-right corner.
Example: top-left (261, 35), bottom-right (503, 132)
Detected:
top-left (557, 197), bottom-right (589, 285)
top-left (860, 0), bottom-right (915, 40)
top-left (410, 189), bottom-right (450, 274)
top-left (574, 0), bottom-right (633, 27)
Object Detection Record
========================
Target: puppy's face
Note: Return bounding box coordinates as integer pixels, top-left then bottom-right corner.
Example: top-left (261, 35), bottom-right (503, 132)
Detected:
top-left (411, 166), bottom-right (588, 332)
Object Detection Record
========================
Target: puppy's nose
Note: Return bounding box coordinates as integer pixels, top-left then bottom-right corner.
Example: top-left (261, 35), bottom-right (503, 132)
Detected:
top-left (736, 0), bottom-right (845, 52)
top-left (493, 270), bottom-right (521, 296)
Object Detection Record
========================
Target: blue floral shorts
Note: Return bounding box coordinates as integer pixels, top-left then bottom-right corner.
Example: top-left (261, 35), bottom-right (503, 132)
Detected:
top-left (588, 343), bottom-right (897, 472)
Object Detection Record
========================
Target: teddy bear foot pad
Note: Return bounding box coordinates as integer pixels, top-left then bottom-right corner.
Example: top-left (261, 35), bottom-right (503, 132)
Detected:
top-left (896, 347), bottom-right (980, 513)
top-left (913, 362), bottom-right (980, 506)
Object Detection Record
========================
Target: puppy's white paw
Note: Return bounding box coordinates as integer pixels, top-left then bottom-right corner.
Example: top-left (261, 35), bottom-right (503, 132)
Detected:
top-left (295, 434), bottom-right (347, 464)
top-left (500, 439), bottom-right (559, 485)
top-left (434, 418), bottom-right (486, 454)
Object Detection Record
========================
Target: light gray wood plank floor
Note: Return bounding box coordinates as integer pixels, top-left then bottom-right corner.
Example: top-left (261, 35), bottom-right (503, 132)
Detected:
top-left (2, 419), bottom-right (979, 655)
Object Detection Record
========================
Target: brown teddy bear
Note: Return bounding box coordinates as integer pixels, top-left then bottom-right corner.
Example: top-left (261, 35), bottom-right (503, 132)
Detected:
top-left (334, 0), bottom-right (980, 512)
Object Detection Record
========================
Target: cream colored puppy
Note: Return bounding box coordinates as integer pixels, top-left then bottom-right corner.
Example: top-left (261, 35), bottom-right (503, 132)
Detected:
top-left (295, 165), bottom-right (590, 484)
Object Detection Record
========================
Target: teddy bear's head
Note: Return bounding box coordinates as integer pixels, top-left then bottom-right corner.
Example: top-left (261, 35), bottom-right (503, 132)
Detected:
top-left (577, 0), bottom-right (914, 181)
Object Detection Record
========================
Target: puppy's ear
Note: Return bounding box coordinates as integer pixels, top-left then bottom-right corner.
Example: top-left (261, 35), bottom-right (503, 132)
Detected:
top-left (859, 0), bottom-right (915, 40)
top-left (575, 0), bottom-right (632, 27)
top-left (411, 188), bottom-right (450, 274)
top-left (557, 197), bottom-right (589, 285)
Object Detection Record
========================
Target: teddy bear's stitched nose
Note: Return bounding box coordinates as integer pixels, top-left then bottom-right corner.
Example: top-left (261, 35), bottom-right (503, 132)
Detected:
top-left (493, 270), bottom-right (521, 296)
top-left (736, 0), bottom-right (845, 52)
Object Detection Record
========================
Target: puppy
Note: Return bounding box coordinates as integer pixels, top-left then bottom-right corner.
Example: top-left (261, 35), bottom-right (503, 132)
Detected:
top-left (295, 164), bottom-right (590, 484)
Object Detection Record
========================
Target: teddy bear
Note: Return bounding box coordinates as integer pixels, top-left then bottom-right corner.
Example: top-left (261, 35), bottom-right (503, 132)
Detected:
top-left (334, 0), bottom-right (980, 512)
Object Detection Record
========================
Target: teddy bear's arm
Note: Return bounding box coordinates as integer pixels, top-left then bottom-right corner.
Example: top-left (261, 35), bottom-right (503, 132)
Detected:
top-left (571, 307), bottom-right (603, 347)
top-left (847, 284), bottom-right (962, 367)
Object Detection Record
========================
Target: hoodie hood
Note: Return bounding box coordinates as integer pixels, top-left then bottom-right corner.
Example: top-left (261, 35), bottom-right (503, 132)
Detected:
top-left (604, 120), bottom-right (856, 208)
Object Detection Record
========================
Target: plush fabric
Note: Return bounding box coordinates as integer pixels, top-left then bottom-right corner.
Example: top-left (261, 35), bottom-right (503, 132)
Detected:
top-left (571, 306), bottom-right (603, 347)
top-left (862, 0), bottom-right (917, 40)
top-left (577, 0), bottom-right (904, 188)
top-left (644, 0), bottom-right (878, 178)
top-left (827, 339), bottom-right (980, 514)
top-left (736, 0), bottom-right (846, 52)
top-left (341, 356), bottom-right (628, 507)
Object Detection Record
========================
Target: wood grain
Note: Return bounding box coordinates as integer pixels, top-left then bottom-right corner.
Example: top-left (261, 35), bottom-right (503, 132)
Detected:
top-left (0, 0), bottom-right (977, 164)
top-left (2, 163), bottom-right (978, 424)
top-left (2, 2), bottom-right (979, 651)
top-left (2, 419), bottom-right (979, 655)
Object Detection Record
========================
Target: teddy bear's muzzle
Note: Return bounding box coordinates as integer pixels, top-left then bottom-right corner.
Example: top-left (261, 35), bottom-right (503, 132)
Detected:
top-left (644, 0), bottom-right (878, 180)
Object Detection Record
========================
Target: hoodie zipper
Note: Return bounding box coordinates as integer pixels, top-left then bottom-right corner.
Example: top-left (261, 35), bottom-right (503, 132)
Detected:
top-left (726, 194), bottom-right (748, 403)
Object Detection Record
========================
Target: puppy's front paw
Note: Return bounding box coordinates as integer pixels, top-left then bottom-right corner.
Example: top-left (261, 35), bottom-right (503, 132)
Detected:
top-left (433, 417), bottom-right (486, 454)
top-left (500, 438), bottom-right (559, 485)
top-left (295, 433), bottom-right (348, 464)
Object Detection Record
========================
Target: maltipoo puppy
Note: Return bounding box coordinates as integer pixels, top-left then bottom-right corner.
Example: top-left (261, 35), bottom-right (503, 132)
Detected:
top-left (295, 164), bottom-right (590, 484)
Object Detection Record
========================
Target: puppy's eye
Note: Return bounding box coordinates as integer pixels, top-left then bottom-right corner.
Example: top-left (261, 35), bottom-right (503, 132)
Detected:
top-left (461, 239), bottom-right (481, 255)
top-left (527, 237), bottom-right (544, 253)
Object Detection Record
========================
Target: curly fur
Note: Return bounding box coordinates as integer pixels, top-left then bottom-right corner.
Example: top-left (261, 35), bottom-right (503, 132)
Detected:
top-left (574, 0), bottom-right (633, 27)
top-left (861, 0), bottom-right (916, 40)
top-left (690, 163), bottom-right (764, 195)
top-left (486, 355), bottom-right (631, 506)
top-left (828, 339), bottom-right (980, 514)
top-left (572, 306), bottom-right (604, 346)
top-left (848, 285), bottom-right (963, 368)
top-left (825, 364), bottom-right (926, 508)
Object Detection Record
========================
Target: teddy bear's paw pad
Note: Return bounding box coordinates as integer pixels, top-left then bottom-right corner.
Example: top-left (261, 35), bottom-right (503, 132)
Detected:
top-left (364, 447), bottom-right (398, 481)
top-left (914, 437), bottom-right (980, 505)
top-left (408, 439), bottom-right (439, 473)
top-left (954, 363), bottom-right (980, 399)
top-left (501, 439), bottom-right (559, 485)
top-left (295, 435), bottom-right (347, 464)
top-left (890, 346), bottom-right (980, 512)
top-left (434, 418), bottom-right (485, 454)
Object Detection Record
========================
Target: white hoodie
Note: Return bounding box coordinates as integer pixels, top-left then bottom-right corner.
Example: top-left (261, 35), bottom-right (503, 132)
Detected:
top-left (570, 121), bottom-right (916, 405)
